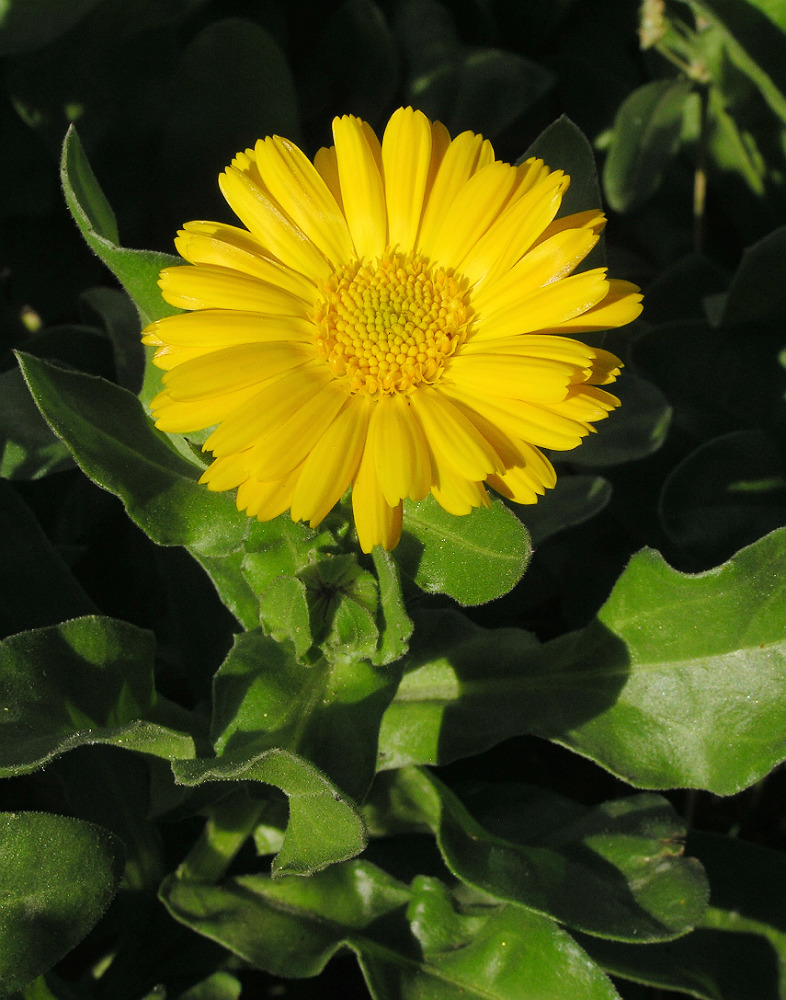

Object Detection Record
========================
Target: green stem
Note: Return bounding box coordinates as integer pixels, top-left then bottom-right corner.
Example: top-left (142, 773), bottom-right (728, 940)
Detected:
top-left (178, 789), bottom-right (268, 883)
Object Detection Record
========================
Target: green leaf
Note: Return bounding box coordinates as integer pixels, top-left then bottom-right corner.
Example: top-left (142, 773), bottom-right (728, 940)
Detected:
top-left (242, 517), bottom-right (337, 596)
top-left (380, 529), bottom-right (786, 793)
top-left (567, 375), bottom-right (672, 468)
top-left (377, 609), bottom-right (565, 771)
top-left (160, 861), bottom-right (621, 999)
top-left (559, 528), bottom-right (786, 793)
top-left (0, 0), bottom-right (103, 55)
top-left (704, 85), bottom-right (768, 197)
top-left (603, 78), bottom-right (693, 212)
top-left (0, 617), bottom-right (196, 776)
top-left (17, 352), bottom-right (247, 556)
top-left (0, 812), bottom-right (124, 994)
top-left (659, 429), bottom-right (786, 564)
top-left (211, 630), bottom-right (401, 802)
top-left (369, 769), bottom-right (709, 943)
top-left (60, 125), bottom-right (180, 326)
top-left (0, 482), bottom-right (96, 638)
top-left (171, 750), bottom-right (365, 877)
top-left (0, 366), bottom-right (73, 481)
top-left (578, 832), bottom-right (786, 1000)
top-left (398, 494), bottom-right (532, 605)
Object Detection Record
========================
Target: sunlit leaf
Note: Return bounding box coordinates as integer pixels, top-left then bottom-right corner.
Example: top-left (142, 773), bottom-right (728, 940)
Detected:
top-left (560, 528), bottom-right (786, 793)
top-left (380, 530), bottom-right (786, 794)
top-left (398, 494), bottom-right (532, 605)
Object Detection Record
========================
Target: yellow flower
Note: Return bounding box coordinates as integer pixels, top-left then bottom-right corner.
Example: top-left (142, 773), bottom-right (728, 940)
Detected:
top-left (142, 107), bottom-right (642, 552)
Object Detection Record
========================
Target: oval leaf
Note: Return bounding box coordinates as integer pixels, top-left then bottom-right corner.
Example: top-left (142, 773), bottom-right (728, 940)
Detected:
top-left (398, 494), bottom-right (532, 605)
top-left (0, 812), bottom-right (124, 993)
top-left (603, 78), bottom-right (693, 212)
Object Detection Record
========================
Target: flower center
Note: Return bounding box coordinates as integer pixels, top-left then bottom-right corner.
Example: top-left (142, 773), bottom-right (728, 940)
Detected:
top-left (313, 251), bottom-right (471, 395)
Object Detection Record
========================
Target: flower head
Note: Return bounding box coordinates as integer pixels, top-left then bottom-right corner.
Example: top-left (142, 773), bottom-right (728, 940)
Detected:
top-left (142, 108), bottom-right (642, 552)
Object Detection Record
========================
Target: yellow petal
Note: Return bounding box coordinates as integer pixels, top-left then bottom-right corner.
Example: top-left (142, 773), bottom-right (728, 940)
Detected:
top-left (487, 446), bottom-right (556, 503)
top-left (237, 464), bottom-right (301, 520)
top-left (332, 114), bottom-right (387, 258)
top-left (471, 226), bottom-right (599, 316)
top-left (254, 135), bottom-right (354, 267)
top-left (447, 354), bottom-right (579, 403)
top-left (440, 383), bottom-right (589, 451)
top-left (142, 309), bottom-right (314, 349)
top-left (425, 161), bottom-right (521, 272)
top-left (534, 209), bottom-right (607, 245)
top-left (219, 164), bottom-right (332, 280)
top-left (162, 342), bottom-right (312, 401)
top-left (409, 387), bottom-right (504, 480)
top-left (247, 378), bottom-right (350, 480)
top-left (586, 348), bottom-right (623, 385)
top-left (205, 362), bottom-right (332, 457)
top-left (417, 129), bottom-right (495, 255)
top-left (554, 279), bottom-right (643, 333)
top-left (159, 265), bottom-right (312, 314)
top-left (352, 446), bottom-right (403, 553)
top-left (473, 268), bottom-right (611, 341)
top-left (199, 450), bottom-right (254, 491)
top-left (150, 381), bottom-right (264, 433)
top-left (313, 144), bottom-right (343, 212)
top-left (460, 171), bottom-right (570, 289)
top-left (290, 393), bottom-right (371, 527)
top-left (431, 462), bottom-right (490, 515)
top-left (368, 394), bottom-right (432, 505)
top-left (175, 221), bottom-right (318, 303)
top-left (548, 384), bottom-right (620, 423)
top-left (460, 333), bottom-right (598, 367)
top-left (382, 107), bottom-right (433, 251)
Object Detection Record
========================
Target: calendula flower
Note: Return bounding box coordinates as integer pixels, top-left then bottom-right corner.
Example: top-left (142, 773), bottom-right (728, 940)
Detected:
top-left (142, 107), bottom-right (642, 552)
